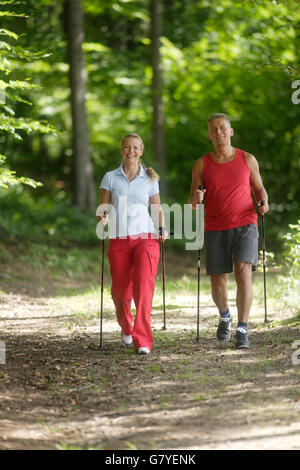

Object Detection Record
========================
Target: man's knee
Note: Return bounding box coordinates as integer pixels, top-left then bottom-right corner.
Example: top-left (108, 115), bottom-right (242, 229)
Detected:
top-left (211, 274), bottom-right (227, 286)
top-left (210, 274), bottom-right (227, 296)
top-left (234, 262), bottom-right (252, 284)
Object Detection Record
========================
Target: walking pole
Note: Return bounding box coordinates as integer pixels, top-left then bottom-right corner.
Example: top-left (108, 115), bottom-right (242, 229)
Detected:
top-left (160, 227), bottom-right (166, 330)
top-left (99, 211), bottom-right (107, 348)
top-left (197, 243), bottom-right (201, 343)
top-left (259, 200), bottom-right (268, 324)
top-left (197, 186), bottom-right (204, 343)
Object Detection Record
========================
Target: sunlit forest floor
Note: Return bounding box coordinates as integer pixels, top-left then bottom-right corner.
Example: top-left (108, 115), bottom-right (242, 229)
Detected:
top-left (0, 242), bottom-right (300, 450)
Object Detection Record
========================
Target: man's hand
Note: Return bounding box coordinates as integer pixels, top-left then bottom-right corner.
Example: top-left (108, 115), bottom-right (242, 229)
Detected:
top-left (258, 200), bottom-right (269, 216)
top-left (194, 188), bottom-right (206, 204)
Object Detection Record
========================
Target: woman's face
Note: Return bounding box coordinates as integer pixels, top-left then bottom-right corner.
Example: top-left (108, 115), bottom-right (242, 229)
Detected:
top-left (121, 137), bottom-right (143, 165)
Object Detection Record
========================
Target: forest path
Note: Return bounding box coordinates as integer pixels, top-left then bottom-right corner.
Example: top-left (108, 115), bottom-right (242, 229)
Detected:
top-left (0, 248), bottom-right (299, 450)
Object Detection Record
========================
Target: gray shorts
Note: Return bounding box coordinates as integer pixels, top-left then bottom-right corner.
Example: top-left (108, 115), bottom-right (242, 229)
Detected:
top-left (204, 224), bottom-right (259, 275)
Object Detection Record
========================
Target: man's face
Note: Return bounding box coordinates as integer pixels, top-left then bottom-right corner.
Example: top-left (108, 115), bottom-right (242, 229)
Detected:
top-left (208, 118), bottom-right (234, 146)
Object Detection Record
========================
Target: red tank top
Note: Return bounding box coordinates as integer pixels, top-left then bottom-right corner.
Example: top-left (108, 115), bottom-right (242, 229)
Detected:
top-left (202, 149), bottom-right (258, 231)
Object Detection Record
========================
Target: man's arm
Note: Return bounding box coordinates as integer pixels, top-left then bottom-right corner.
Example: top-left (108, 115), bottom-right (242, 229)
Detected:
top-left (188, 158), bottom-right (206, 209)
top-left (245, 153), bottom-right (269, 215)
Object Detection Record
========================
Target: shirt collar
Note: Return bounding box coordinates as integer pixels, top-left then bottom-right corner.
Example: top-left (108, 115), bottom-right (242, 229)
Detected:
top-left (117, 164), bottom-right (146, 178)
top-left (139, 166), bottom-right (147, 178)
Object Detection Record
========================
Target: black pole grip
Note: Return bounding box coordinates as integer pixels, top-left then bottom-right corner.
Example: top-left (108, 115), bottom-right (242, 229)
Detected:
top-left (159, 228), bottom-right (174, 238)
top-left (198, 186), bottom-right (204, 204)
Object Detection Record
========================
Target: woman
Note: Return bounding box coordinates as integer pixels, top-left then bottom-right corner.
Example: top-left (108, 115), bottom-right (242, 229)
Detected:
top-left (97, 133), bottom-right (167, 355)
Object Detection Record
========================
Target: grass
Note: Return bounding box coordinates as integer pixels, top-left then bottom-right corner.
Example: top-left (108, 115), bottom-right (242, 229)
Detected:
top-left (2, 237), bottom-right (299, 334)
top-left (158, 394), bottom-right (171, 409)
top-left (18, 242), bottom-right (106, 278)
top-left (55, 442), bottom-right (105, 450)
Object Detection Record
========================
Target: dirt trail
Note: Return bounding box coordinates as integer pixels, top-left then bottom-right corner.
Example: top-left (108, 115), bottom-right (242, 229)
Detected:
top-left (0, 251), bottom-right (300, 450)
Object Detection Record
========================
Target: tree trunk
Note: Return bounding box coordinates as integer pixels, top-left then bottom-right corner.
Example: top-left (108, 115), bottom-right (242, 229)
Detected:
top-left (65, 0), bottom-right (95, 211)
top-left (150, 0), bottom-right (167, 194)
top-left (0, 223), bottom-right (8, 240)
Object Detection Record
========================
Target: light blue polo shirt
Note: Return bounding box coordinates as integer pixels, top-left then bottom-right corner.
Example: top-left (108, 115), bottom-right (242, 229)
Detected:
top-left (100, 165), bottom-right (160, 238)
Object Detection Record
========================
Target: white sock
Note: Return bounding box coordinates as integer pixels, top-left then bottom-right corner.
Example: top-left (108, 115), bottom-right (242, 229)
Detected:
top-left (220, 316), bottom-right (231, 322)
top-left (219, 309), bottom-right (231, 322)
top-left (236, 326), bottom-right (247, 334)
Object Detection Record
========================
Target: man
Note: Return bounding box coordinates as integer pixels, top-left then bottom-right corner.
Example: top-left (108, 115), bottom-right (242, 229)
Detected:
top-left (189, 113), bottom-right (269, 349)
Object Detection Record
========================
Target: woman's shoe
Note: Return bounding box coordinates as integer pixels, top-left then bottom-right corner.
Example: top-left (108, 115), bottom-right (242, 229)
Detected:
top-left (122, 333), bottom-right (133, 345)
top-left (137, 347), bottom-right (150, 355)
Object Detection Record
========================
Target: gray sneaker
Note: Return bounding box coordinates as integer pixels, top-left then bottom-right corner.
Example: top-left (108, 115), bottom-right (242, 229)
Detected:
top-left (216, 315), bottom-right (232, 341)
top-left (235, 330), bottom-right (250, 349)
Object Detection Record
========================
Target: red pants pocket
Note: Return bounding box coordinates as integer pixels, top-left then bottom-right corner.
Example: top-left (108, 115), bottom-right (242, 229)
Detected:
top-left (147, 244), bottom-right (159, 277)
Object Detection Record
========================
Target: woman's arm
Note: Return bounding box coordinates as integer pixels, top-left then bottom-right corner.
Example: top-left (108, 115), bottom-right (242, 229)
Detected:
top-left (149, 193), bottom-right (168, 240)
top-left (97, 189), bottom-right (111, 222)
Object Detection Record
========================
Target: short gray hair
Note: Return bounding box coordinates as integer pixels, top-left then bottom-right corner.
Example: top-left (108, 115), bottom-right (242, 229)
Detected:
top-left (207, 113), bottom-right (231, 126)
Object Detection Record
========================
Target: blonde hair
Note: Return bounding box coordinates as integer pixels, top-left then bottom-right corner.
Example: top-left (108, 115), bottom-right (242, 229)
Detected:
top-left (121, 133), bottom-right (159, 181)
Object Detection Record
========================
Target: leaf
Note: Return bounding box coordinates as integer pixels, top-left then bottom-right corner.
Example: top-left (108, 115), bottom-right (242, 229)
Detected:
top-left (0, 11), bottom-right (27, 18)
top-left (125, 441), bottom-right (138, 450)
top-left (0, 28), bottom-right (18, 40)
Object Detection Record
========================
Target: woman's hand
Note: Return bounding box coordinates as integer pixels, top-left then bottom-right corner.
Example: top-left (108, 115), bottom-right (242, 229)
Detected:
top-left (159, 226), bottom-right (168, 242)
top-left (97, 211), bottom-right (109, 226)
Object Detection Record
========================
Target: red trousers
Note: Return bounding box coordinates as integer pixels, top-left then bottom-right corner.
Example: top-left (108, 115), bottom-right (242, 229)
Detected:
top-left (108, 235), bottom-right (160, 351)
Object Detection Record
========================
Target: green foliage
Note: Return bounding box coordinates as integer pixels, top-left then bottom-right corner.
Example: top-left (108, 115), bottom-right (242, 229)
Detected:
top-left (18, 243), bottom-right (100, 278)
top-left (162, 0), bottom-right (300, 213)
top-left (0, 154), bottom-right (42, 188)
top-left (0, 188), bottom-right (98, 244)
top-left (1, 0), bottom-right (300, 248)
top-left (0, 3), bottom-right (55, 189)
top-left (282, 220), bottom-right (300, 285)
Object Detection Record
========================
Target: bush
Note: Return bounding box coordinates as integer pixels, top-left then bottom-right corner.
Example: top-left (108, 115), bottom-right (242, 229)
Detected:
top-left (282, 220), bottom-right (300, 288)
top-left (0, 188), bottom-right (98, 245)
